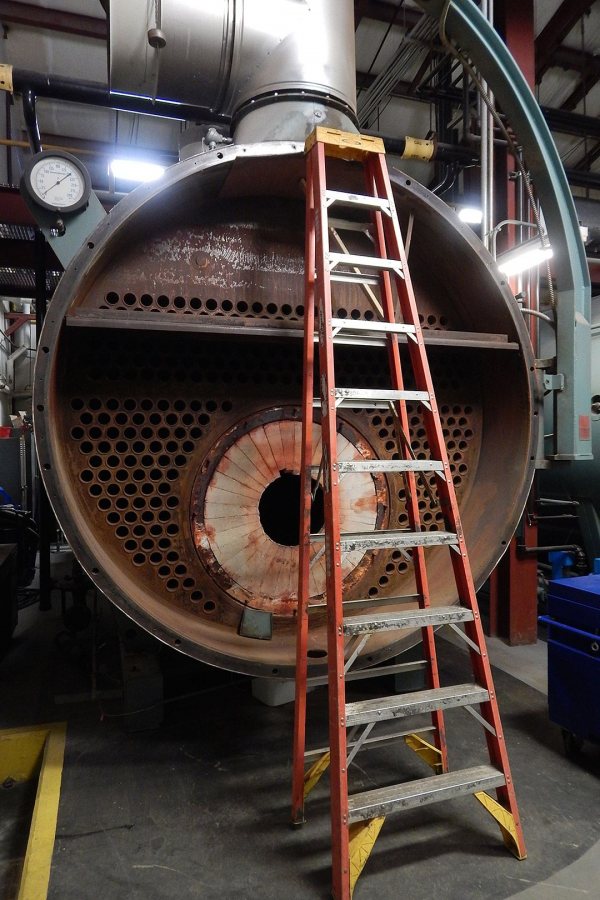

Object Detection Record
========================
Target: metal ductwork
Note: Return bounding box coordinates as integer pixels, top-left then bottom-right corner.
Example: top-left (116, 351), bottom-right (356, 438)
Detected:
top-left (108, 0), bottom-right (358, 142)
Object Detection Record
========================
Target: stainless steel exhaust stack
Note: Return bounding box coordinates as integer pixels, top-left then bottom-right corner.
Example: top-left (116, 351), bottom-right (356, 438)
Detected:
top-left (108, 0), bottom-right (357, 143)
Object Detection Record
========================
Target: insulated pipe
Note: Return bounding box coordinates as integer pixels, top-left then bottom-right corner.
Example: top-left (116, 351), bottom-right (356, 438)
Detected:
top-left (108, 0), bottom-right (357, 142)
top-left (363, 132), bottom-right (478, 165)
top-left (10, 67), bottom-right (229, 124)
top-left (21, 87), bottom-right (41, 154)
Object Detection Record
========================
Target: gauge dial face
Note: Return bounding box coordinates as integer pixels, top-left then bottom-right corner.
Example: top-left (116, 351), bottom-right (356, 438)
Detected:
top-left (25, 154), bottom-right (90, 213)
top-left (21, 150), bottom-right (92, 213)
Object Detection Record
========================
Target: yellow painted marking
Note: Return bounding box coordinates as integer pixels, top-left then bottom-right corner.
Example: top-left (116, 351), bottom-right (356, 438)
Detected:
top-left (348, 816), bottom-right (385, 896)
top-left (404, 733), bottom-right (444, 774)
top-left (303, 750), bottom-right (330, 799)
top-left (402, 136), bottom-right (435, 161)
top-left (0, 63), bottom-right (13, 93)
top-left (305, 127), bottom-right (386, 161)
top-left (0, 724), bottom-right (55, 783)
top-left (474, 791), bottom-right (527, 860)
top-left (0, 723), bottom-right (67, 900)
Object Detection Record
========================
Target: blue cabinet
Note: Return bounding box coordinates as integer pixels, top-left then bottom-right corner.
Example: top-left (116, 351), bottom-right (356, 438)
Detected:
top-left (540, 575), bottom-right (600, 751)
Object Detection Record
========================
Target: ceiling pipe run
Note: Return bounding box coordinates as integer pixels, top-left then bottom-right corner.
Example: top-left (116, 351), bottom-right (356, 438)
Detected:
top-left (10, 68), bottom-right (230, 125)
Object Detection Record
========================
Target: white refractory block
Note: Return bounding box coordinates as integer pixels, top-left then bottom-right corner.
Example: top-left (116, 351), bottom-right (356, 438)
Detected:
top-left (252, 677), bottom-right (296, 707)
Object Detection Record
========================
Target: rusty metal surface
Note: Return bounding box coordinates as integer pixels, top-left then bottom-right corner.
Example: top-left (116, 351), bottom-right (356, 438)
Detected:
top-left (33, 143), bottom-right (540, 677)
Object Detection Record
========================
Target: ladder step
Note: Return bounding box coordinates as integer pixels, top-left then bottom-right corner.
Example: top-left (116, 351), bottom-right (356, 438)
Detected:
top-left (309, 530), bottom-right (458, 552)
top-left (347, 765), bottom-right (506, 823)
top-left (330, 318), bottom-right (416, 336)
top-left (345, 684), bottom-right (489, 726)
top-left (325, 190), bottom-right (391, 214)
top-left (327, 252), bottom-right (403, 274)
top-left (342, 606), bottom-right (475, 635)
top-left (313, 387), bottom-right (430, 409)
top-left (310, 459), bottom-right (444, 475)
top-left (336, 387), bottom-right (429, 404)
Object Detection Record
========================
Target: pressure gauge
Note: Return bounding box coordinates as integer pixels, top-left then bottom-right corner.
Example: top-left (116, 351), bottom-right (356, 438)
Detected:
top-left (21, 150), bottom-right (92, 214)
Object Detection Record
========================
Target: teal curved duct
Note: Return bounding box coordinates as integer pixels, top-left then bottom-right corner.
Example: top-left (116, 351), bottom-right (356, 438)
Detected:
top-left (416, 0), bottom-right (592, 461)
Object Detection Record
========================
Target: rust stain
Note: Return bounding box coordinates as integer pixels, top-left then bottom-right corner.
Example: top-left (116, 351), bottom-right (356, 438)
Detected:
top-left (350, 494), bottom-right (378, 514)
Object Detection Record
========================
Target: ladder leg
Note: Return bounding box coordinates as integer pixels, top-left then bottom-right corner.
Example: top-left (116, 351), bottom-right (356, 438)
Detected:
top-left (370, 150), bottom-right (526, 858)
top-left (312, 140), bottom-right (351, 900)
top-left (291, 154), bottom-right (317, 828)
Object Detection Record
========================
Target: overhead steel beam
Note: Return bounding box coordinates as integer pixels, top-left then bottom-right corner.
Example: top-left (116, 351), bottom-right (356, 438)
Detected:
top-left (573, 141), bottom-right (600, 172)
top-left (561, 71), bottom-right (600, 113)
top-left (0, 237), bottom-right (58, 268)
top-left (0, 1), bottom-right (106, 39)
top-left (541, 105), bottom-right (600, 140)
top-left (535, 0), bottom-right (593, 80)
top-left (354, 1), bottom-right (421, 27)
top-left (357, 72), bottom-right (600, 145)
top-left (565, 169), bottom-right (600, 191)
top-left (0, 185), bottom-right (37, 225)
top-left (552, 46), bottom-right (600, 77)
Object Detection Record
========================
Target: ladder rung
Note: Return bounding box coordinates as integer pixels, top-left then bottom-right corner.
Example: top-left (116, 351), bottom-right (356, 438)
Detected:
top-left (307, 659), bottom-right (427, 688)
top-left (309, 530), bottom-right (458, 552)
top-left (304, 724), bottom-right (435, 760)
top-left (345, 684), bottom-right (489, 727)
top-left (342, 606), bottom-right (475, 634)
top-left (330, 271), bottom-right (381, 285)
top-left (310, 460), bottom-right (444, 475)
top-left (308, 593), bottom-right (420, 611)
top-left (330, 318), bottom-right (416, 336)
top-left (327, 251), bottom-right (403, 273)
top-left (325, 190), bottom-right (391, 214)
top-left (347, 765), bottom-right (506, 823)
top-left (329, 217), bottom-right (372, 233)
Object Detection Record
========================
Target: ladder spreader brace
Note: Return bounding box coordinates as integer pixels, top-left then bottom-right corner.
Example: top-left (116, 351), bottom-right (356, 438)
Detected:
top-left (290, 127), bottom-right (526, 899)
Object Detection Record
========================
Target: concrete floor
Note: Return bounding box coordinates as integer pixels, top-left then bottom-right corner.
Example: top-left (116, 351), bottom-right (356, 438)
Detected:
top-left (1, 568), bottom-right (599, 899)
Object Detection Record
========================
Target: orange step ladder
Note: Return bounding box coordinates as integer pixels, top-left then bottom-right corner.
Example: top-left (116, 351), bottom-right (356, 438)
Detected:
top-left (291, 127), bottom-right (526, 899)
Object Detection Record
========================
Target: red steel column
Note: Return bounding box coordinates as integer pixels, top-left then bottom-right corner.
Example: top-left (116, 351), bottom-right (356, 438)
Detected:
top-left (488, 0), bottom-right (538, 645)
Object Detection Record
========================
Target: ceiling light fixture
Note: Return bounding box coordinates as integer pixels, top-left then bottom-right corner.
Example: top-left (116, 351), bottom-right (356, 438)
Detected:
top-left (496, 239), bottom-right (553, 276)
top-left (110, 159), bottom-right (166, 183)
top-left (457, 206), bottom-right (483, 225)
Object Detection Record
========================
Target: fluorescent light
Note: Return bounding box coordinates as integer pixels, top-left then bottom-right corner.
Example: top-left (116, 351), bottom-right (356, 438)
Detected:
top-left (580, 224), bottom-right (589, 243)
top-left (458, 206), bottom-right (483, 225)
top-left (110, 159), bottom-right (165, 183)
top-left (497, 243), bottom-right (553, 276)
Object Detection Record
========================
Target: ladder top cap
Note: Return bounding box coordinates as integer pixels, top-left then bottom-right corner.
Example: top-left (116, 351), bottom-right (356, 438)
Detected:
top-left (305, 127), bottom-right (386, 160)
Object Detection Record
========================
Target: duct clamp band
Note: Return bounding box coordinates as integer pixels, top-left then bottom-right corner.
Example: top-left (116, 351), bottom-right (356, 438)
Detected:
top-left (403, 136), bottom-right (435, 161)
top-left (0, 64), bottom-right (13, 94)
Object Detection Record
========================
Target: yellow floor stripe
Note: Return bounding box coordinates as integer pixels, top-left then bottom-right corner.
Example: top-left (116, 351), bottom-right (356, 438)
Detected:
top-left (0, 723), bottom-right (67, 900)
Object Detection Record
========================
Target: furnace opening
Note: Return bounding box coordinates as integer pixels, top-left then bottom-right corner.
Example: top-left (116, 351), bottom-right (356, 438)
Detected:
top-left (259, 473), bottom-right (325, 546)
